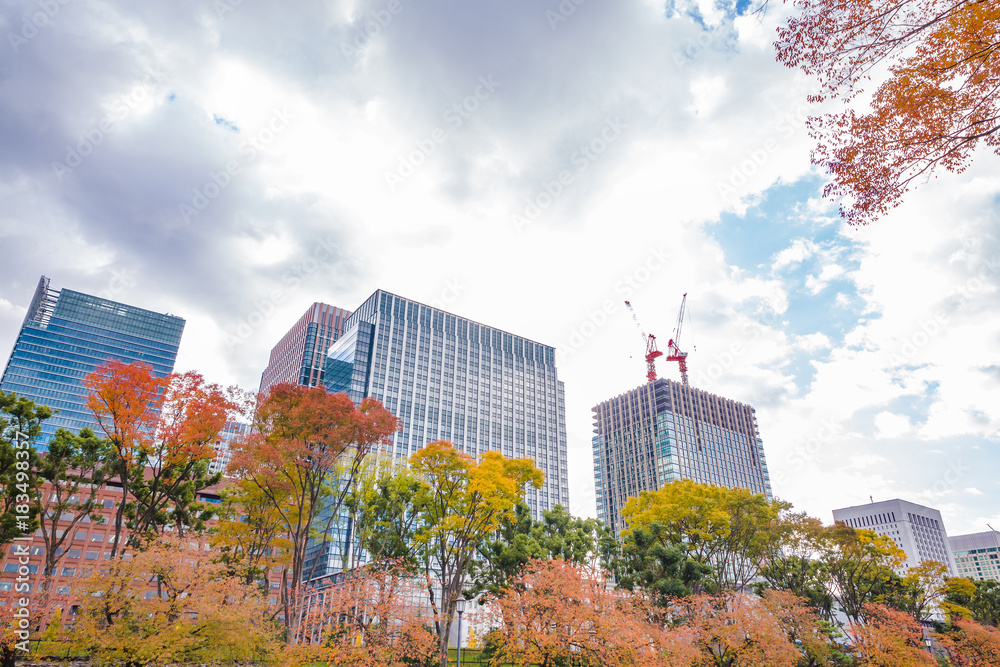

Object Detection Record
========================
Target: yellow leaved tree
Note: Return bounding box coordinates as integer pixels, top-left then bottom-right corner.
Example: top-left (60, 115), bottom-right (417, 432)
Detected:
top-left (409, 441), bottom-right (543, 667)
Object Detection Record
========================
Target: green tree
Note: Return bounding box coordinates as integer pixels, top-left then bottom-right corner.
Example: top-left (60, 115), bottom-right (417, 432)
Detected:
top-left (609, 521), bottom-right (713, 603)
top-left (0, 391), bottom-right (50, 548)
top-left (621, 479), bottom-right (789, 591)
top-left (944, 578), bottom-right (1000, 627)
top-left (756, 511), bottom-right (834, 619)
top-left (820, 523), bottom-right (906, 625)
top-left (34, 427), bottom-right (111, 593)
top-left (83, 361), bottom-right (240, 554)
top-left (466, 503), bottom-right (605, 601)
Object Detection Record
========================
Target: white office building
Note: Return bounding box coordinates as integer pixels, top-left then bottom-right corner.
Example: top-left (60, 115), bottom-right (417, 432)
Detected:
top-left (832, 499), bottom-right (957, 576)
top-left (950, 531), bottom-right (1000, 581)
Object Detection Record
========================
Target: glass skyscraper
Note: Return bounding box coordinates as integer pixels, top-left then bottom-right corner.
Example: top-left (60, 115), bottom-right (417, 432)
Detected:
top-left (306, 289), bottom-right (570, 578)
top-left (593, 378), bottom-right (772, 536)
top-left (258, 302), bottom-right (351, 394)
top-left (0, 276), bottom-right (184, 446)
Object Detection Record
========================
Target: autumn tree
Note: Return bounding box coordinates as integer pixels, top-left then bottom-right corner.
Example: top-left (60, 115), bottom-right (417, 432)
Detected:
top-left (680, 592), bottom-right (802, 667)
top-left (34, 427), bottom-right (111, 594)
top-left (819, 522), bottom-right (907, 624)
top-left (944, 578), bottom-right (1000, 627)
top-left (759, 589), bottom-right (851, 667)
top-left (488, 559), bottom-right (698, 667)
top-left (621, 479), bottom-right (789, 591)
top-left (209, 478), bottom-right (292, 585)
top-left (83, 361), bottom-right (238, 555)
top-left (892, 560), bottom-right (953, 622)
top-left (229, 383), bottom-right (397, 637)
top-left (935, 616), bottom-right (1000, 666)
top-left (346, 458), bottom-right (426, 567)
top-left (0, 391), bottom-right (50, 547)
top-left (408, 441), bottom-right (543, 667)
top-left (775, 0), bottom-right (1000, 225)
top-left (286, 560), bottom-right (436, 666)
top-left (72, 535), bottom-right (282, 666)
top-left (756, 511), bottom-right (835, 619)
top-left (845, 603), bottom-right (937, 666)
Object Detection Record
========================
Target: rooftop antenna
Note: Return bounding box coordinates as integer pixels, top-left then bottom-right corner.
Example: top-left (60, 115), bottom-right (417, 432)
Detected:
top-left (989, 523), bottom-right (997, 533)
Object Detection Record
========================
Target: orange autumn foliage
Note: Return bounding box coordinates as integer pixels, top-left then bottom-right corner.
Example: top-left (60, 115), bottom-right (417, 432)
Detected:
top-left (229, 384), bottom-right (398, 638)
top-left (776, 0), bottom-right (1000, 225)
top-left (83, 360), bottom-right (239, 552)
top-left (936, 616), bottom-right (1000, 667)
top-left (846, 603), bottom-right (937, 666)
top-left (681, 593), bottom-right (802, 667)
top-left (71, 536), bottom-right (281, 666)
top-left (488, 559), bottom-right (699, 667)
top-left (285, 560), bottom-right (436, 667)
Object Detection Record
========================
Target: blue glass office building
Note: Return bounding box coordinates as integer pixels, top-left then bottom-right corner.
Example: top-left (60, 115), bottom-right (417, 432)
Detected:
top-left (0, 276), bottom-right (184, 447)
top-left (592, 378), bottom-right (773, 536)
top-left (306, 289), bottom-right (570, 578)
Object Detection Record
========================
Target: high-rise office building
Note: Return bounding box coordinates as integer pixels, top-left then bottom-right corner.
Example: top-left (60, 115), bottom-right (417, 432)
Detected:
top-left (833, 499), bottom-right (958, 576)
top-left (0, 276), bottom-right (184, 447)
top-left (592, 379), bottom-right (772, 536)
top-left (259, 302), bottom-right (351, 394)
top-left (308, 289), bottom-right (570, 578)
top-left (949, 531), bottom-right (1000, 581)
top-left (208, 421), bottom-right (250, 476)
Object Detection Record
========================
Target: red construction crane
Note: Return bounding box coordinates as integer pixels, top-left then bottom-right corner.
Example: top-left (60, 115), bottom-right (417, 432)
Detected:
top-left (624, 300), bottom-right (662, 383)
top-left (664, 293), bottom-right (689, 386)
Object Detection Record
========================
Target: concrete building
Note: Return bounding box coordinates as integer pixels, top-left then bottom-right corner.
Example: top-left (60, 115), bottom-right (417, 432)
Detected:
top-left (950, 531), bottom-right (1000, 581)
top-left (259, 302), bottom-right (351, 394)
top-left (592, 378), bottom-right (772, 536)
top-left (308, 289), bottom-right (569, 578)
top-left (832, 499), bottom-right (957, 576)
top-left (0, 275), bottom-right (184, 447)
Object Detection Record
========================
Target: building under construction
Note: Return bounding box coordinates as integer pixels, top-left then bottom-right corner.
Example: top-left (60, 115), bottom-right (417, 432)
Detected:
top-left (592, 378), bottom-right (773, 536)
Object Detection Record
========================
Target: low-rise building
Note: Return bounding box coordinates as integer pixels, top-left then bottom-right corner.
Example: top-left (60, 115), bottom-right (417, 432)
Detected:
top-left (832, 499), bottom-right (957, 576)
top-left (949, 531), bottom-right (1000, 581)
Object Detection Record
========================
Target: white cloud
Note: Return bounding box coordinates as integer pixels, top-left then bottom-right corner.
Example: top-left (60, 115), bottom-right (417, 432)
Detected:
top-left (805, 263), bottom-right (845, 294)
top-left (874, 411), bottom-right (912, 439)
top-left (0, 0), bottom-right (998, 537)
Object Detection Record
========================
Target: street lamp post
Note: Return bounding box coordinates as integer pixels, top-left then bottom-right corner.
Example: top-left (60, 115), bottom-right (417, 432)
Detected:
top-left (455, 598), bottom-right (467, 667)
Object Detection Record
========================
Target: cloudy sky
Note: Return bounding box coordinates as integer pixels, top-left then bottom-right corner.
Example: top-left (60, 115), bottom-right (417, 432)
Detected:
top-left (1, 0), bottom-right (998, 535)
